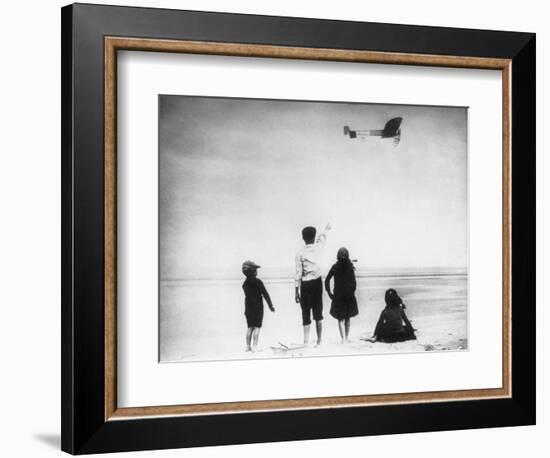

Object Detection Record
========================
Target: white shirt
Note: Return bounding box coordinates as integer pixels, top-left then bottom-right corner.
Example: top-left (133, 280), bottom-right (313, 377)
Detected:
top-left (295, 231), bottom-right (328, 287)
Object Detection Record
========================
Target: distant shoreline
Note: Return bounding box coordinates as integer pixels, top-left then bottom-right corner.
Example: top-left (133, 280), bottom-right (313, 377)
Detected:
top-left (161, 269), bottom-right (468, 284)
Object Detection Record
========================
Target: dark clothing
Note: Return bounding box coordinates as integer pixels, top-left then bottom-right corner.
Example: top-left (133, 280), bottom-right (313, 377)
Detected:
top-left (374, 306), bottom-right (416, 342)
top-left (242, 277), bottom-right (273, 328)
top-left (325, 262), bottom-right (359, 320)
top-left (300, 277), bottom-right (323, 325)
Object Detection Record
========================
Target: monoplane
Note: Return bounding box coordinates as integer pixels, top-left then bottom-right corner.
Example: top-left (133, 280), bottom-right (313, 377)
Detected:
top-left (344, 117), bottom-right (403, 146)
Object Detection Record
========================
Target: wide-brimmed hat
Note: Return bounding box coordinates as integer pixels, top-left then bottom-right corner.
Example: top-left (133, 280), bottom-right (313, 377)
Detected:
top-left (242, 260), bottom-right (261, 273)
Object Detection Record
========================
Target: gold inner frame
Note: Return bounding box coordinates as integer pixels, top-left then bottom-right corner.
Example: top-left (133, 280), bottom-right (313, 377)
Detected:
top-left (104, 37), bottom-right (512, 421)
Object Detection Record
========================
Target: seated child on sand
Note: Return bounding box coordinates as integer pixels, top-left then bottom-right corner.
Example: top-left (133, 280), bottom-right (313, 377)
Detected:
top-left (369, 288), bottom-right (416, 343)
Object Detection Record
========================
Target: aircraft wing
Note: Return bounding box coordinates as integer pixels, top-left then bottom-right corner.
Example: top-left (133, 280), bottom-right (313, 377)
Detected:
top-left (382, 117), bottom-right (403, 138)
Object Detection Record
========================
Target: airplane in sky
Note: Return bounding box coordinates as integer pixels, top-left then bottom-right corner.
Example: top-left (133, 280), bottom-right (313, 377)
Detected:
top-left (344, 117), bottom-right (403, 146)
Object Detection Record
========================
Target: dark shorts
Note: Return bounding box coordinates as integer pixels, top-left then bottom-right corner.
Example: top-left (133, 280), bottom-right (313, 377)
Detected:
top-left (245, 304), bottom-right (263, 328)
top-left (300, 277), bottom-right (323, 325)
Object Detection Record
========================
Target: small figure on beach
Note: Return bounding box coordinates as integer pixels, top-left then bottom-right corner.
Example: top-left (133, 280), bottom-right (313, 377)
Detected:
top-left (242, 260), bottom-right (275, 352)
top-left (295, 223), bottom-right (331, 346)
top-left (369, 288), bottom-right (416, 343)
top-left (325, 247), bottom-right (359, 343)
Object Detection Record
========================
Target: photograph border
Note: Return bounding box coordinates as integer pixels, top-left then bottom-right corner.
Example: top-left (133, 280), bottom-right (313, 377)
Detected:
top-left (107, 37), bottom-right (508, 417)
top-left (62, 3), bottom-right (534, 454)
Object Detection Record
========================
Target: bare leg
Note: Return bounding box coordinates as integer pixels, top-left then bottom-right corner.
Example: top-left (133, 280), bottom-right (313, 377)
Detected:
top-left (337, 320), bottom-right (345, 343)
top-left (344, 318), bottom-right (351, 342)
top-left (315, 320), bottom-right (323, 346)
top-left (303, 324), bottom-right (311, 345)
top-left (252, 327), bottom-right (261, 350)
top-left (246, 327), bottom-right (253, 351)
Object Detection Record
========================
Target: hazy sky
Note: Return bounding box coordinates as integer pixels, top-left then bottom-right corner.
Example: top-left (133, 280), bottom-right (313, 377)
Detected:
top-left (159, 95), bottom-right (467, 279)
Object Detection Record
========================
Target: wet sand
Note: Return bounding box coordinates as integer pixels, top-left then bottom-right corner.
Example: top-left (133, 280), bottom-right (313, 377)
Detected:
top-left (160, 272), bottom-right (467, 362)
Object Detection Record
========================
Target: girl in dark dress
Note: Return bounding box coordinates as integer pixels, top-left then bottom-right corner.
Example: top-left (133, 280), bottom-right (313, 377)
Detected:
top-left (325, 247), bottom-right (359, 343)
top-left (370, 289), bottom-right (416, 343)
top-left (241, 260), bottom-right (275, 352)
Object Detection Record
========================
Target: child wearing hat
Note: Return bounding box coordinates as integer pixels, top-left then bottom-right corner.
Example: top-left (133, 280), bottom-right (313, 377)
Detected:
top-left (242, 260), bottom-right (275, 352)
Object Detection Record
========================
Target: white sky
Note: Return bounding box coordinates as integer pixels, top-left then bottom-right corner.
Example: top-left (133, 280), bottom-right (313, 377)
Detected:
top-left (159, 96), bottom-right (467, 279)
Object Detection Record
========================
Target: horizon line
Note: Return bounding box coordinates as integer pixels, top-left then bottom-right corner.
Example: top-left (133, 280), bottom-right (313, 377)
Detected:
top-left (161, 266), bottom-right (468, 282)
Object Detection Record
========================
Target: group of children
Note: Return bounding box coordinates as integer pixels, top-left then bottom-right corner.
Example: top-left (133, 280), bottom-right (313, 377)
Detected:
top-left (241, 224), bottom-right (416, 352)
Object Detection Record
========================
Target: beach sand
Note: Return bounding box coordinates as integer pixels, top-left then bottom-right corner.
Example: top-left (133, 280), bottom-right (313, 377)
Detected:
top-left (160, 273), bottom-right (467, 362)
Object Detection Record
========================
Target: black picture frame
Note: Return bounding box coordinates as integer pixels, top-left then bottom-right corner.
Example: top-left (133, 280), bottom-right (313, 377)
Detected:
top-left (61, 3), bottom-right (535, 454)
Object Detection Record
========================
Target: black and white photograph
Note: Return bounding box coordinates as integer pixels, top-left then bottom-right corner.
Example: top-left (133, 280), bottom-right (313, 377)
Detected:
top-left (159, 95), bottom-right (468, 363)
top-left (1, 0), bottom-right (542, 456)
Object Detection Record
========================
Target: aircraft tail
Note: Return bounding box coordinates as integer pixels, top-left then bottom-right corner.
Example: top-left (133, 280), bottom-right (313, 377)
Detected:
top-left (343, 126), bottom-right (357, 139)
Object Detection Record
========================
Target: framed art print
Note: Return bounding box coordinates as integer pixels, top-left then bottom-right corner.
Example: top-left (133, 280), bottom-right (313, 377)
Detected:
top-left (61, 3), bottom-right (535, 454)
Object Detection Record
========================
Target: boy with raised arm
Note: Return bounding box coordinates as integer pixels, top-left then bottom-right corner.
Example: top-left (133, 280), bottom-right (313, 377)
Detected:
top-left (295, 223), bottom-right (331, 346)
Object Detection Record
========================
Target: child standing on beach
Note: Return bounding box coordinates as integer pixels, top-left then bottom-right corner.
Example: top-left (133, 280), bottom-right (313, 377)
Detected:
top-left (242, 260), bottom-right (275, 352)
top-left (295, 223), bottom-right (331, 346)
top-left (325, 247), bottom-right (359, 343)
